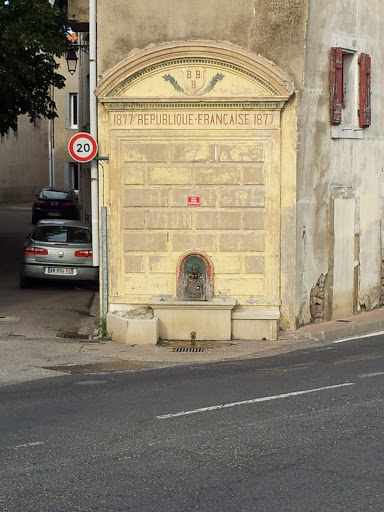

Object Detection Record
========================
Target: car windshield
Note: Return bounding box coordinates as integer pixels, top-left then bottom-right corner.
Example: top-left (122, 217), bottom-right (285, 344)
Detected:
top-left (33, 226), bottom-right (91, 244)
top-left (40, 190), bottom-right (73, 200)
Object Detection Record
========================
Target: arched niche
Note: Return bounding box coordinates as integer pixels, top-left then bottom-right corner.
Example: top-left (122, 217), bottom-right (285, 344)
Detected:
top-left (176, 251), bottom-right (214, 301)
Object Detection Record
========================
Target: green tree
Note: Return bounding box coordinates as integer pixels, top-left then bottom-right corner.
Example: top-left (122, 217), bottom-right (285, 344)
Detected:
top-left (0, 0), bottom-right (70, 135)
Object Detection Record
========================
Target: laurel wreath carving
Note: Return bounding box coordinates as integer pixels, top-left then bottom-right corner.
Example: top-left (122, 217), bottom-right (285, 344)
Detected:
top-left (162, 74), bottom-right (184, 92)
top-left (202, 73), bottom-right (224, 93)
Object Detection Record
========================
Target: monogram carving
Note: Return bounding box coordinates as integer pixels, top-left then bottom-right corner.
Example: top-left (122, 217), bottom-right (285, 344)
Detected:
top-left (163, 67), bottom-right (224, 96)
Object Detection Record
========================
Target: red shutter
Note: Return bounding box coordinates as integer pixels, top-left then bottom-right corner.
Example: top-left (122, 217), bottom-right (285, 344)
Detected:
top-left (330, 47), bottom-right (343, 125)
top-left (359, 53), bottom-right (371, 128)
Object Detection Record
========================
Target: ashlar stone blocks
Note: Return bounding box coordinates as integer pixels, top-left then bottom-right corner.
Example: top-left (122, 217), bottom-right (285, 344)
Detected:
top-left (149, 296), bottom-right (236, 341)
top-left (106, 312), bottom-right (160, 345)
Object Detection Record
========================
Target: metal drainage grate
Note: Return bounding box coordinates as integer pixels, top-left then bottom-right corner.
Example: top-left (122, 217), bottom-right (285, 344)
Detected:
top-left (173, 346), bottom-right (204, 353)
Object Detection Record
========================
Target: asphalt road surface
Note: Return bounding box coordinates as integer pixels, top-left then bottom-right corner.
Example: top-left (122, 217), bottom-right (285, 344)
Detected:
top-left (1, 334), bottom-right (383, 511)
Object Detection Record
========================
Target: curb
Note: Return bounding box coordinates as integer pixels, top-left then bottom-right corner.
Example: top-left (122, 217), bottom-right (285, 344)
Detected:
top-left (279, 317), bottom-right (384, 343)
top-left (78, 297), bottom-right (384, 362)
top-left (78, 291), bottom-right (99, 336)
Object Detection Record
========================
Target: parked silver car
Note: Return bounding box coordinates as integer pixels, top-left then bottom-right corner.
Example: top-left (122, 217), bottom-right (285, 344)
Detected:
top-left (20, 219), bottom-right (99, 288)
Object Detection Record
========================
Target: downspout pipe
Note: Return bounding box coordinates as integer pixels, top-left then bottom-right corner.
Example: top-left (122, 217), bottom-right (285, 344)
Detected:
top-left (89, 0), bottom-right (99, 267)
top-left (48, 86), bottom-right (55, 186)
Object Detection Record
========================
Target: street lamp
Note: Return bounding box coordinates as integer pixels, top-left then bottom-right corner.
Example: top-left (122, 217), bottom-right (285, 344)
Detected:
top-left (66, 42), bottom-right (89, 75)
top-left (66, 47), bottom-right (78, 75)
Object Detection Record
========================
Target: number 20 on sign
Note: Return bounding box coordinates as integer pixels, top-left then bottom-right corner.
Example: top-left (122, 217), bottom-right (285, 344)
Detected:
top-left (68, 133), bottom-right (98, 163)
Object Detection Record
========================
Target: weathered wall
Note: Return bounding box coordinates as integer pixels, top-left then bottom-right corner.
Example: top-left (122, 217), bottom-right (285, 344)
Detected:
top-left (68, 0), bottom-right (384, 330)
top-left (67, 0), bottom-right (88, 23)
top-left (296, 0), bottom-right (384, 324)
top-left (96, 0), bottom-right (308, 86)
top-left (96, 42), bottom-right (293, 339)
top-left (54, 58), bottom-right (80, 188)
top-left (94, 0), bottom-right (308, 331)
top-left (0, 60), bottom-right (81, 203)
top-left (0, 117), bottom-right (49, 203)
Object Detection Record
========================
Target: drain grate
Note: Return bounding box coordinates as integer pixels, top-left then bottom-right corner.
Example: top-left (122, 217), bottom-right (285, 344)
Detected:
top-left (173, 346), bottom-right (204, 353)
top-left (160, 340), bottom-right (233, 351)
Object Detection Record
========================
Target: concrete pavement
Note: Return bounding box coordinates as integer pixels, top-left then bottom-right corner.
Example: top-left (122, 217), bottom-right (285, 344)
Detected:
top-left (77, 294), bottom-right (384, 365)
top-left (2, 292), bottom-right (384, 387)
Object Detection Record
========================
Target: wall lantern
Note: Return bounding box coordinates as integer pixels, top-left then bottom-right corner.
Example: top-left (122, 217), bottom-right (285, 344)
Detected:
top-left (65, 43), bottom-right (90, 75)
top-left (66, 47), bottom-right (78, 75)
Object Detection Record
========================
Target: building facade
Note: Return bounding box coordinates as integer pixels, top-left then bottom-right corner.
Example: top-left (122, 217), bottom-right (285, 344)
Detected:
top-left (0, 62), bottom-right (84, 203)
top-left (0, 115), bottom-right (49, 203)
top-left (70, 0), bottom-right (384, 342)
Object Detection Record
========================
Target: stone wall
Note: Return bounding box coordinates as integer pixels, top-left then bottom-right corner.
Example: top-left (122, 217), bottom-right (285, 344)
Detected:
top-left (119, 135), bottom-right (267, 302)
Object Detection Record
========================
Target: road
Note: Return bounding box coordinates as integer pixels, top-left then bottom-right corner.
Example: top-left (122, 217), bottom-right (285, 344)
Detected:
top-left (0, 334), bottom-right (383, 511)
top-left (0, 203), bottom-right (96, 339)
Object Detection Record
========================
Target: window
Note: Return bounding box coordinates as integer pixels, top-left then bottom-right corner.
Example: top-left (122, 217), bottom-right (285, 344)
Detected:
top-left (340, 51), bottom-right (358, 126)
top-left (39, 189), bottom-right (73, 200)
top-left (33, 226), bottom-right (91, 244)
top-left (330, 47), bottom-right (371, 134)
top-left (67, 92), bottom-right (78, 129)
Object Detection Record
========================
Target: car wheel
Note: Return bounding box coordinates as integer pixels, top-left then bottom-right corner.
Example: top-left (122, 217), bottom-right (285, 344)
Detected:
top-left (32, 214), bottom-right (38, 224)
top-left (19, 274), bottom-right (32, 289)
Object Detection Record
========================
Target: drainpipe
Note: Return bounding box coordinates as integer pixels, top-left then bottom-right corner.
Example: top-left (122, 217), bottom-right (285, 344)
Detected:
top-left (48, 86), bottom-right (55, 186)
top-left (48, 118), bottom-right (54, 187)
top-left (89, 0), bottom-right (99, 267)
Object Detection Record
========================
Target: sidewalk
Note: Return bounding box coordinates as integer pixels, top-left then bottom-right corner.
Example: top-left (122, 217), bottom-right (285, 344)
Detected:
top-left (78, 296), bottom-right (384, 365)
top-left (2, 298), bottom-right (384, 387)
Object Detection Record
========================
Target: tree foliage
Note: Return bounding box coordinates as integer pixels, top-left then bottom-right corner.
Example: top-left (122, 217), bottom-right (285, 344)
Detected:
top-left (0, 0), bottom-right (70, 135)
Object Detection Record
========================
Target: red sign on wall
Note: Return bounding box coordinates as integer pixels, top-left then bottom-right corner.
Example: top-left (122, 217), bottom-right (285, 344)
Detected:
top-left (187, 196), bottom-right (201, 206)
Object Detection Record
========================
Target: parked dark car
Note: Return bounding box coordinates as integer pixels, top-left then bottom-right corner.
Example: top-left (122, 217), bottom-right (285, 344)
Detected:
top-left (20, 219), bottom-right (99, 288)
top-left (32, 187), bottom-right (80, 224)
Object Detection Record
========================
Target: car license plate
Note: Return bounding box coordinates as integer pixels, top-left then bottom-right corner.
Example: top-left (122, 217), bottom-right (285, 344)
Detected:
top-left (47, 212), bottom-right (61, 217)
top-left (45, 267), bottom-right (76, 275)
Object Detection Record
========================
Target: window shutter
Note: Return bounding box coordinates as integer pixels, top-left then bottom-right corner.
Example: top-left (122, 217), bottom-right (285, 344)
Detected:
top-left (359, 53), bottom-right (371, 128)
top-left (330, 47), bottom-right (343, 125)
top-left (65, 93), bottom-right (70, 129)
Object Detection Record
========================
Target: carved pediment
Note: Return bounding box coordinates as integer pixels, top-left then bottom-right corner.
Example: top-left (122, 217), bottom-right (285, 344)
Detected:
top-left (96, 41), bottom-right (294, 106)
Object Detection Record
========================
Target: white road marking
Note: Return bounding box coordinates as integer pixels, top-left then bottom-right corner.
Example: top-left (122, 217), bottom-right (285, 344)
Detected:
top-left (358, 371), bottom-right (384, 379)
top-left (156, 383), bottom-right (355, 419)
top-left (333, 330), bottom-right (384, 344)
top-left (14, 442), bottom-right (45, 450)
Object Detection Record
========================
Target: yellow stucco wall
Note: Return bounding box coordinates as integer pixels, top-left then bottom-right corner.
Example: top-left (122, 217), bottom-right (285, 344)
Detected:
top-left (96, 42), bottom-right (297, 336)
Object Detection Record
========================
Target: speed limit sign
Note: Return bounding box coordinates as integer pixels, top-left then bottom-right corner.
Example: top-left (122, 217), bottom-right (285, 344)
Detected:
top-left (68, 132), bottom-right (98, 163)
